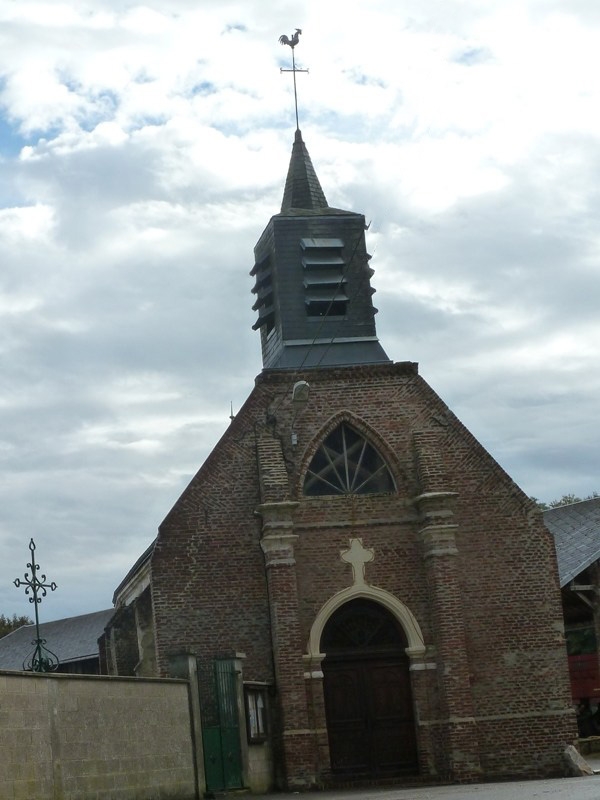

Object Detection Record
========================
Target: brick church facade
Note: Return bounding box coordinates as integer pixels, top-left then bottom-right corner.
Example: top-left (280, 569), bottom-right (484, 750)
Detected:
top-left (103, 129), bottom-right (576, 792)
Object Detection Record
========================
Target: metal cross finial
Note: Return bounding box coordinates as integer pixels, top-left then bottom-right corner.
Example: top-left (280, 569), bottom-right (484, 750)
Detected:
top-left (13, 538), bottom-right (58, 672)
top-left (279, 27), bottom-right (309, 131)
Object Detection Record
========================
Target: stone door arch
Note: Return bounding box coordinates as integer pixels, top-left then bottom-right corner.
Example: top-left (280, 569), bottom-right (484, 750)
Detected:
top-left (320, 598), bottom-right (419, 778)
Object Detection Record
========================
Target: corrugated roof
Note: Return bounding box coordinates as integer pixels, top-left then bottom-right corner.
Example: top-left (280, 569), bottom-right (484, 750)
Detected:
top-left (0, 608), bottom-right (114, 670)
top-left (544, 497), bottom-right (600, 587)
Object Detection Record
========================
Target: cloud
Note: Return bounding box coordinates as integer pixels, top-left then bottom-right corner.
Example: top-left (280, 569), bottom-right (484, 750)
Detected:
top-left (0, 0), bottom-right (599, 619)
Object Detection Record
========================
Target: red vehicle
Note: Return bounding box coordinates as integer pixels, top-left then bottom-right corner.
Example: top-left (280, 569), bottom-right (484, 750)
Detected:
top-left (569, 653), bottom-right (600, 703)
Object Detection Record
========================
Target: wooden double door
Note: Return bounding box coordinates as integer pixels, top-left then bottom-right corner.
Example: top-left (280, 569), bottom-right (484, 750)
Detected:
top-left (322, 600), bottom-right (418, 778)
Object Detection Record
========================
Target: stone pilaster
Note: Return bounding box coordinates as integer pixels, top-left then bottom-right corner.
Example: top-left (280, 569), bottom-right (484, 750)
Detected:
top-left (257, 501), bottom-right (317, 789)
top-left (303, 653), bottom-right (330, 780)
top-left (406, 647), bottom-right (440, 778)
top-left (415, 491), bottom-right (482, 781)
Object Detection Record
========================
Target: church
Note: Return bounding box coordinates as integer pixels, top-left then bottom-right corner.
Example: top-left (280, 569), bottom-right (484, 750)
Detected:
top-left (102, 127), bottom-right (576, 793)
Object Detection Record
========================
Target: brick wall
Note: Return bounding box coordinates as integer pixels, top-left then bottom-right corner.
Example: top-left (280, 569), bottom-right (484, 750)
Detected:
top-left (145, 361), bottom-right (576, 785)
top-left (0, 670), bottom-right (196, 800)
top-left (103, 603), bottom-right (139, 676)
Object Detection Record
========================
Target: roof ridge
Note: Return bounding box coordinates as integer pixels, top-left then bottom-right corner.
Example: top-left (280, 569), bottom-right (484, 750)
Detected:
top-left (544, 496), bottom-right (600, 513)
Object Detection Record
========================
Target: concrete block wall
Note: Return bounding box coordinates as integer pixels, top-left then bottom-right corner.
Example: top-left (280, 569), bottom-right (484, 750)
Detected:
top-left (0, 670), bottom-right (196, 800)
top-left (247, 742), bottom-right (274, 794)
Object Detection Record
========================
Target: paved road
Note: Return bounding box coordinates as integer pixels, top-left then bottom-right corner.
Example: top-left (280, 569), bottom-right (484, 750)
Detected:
top-left (246, 775), bottom-right (600, 800)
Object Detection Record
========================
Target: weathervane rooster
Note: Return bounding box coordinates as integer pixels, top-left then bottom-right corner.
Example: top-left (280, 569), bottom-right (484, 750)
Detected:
top-left (279, 28), bottom-right (302, 48)
top-left (279, 27), bottom-right (307, 131)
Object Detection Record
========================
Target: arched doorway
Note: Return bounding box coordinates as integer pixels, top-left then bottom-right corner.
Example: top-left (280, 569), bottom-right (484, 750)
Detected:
top-left (321, 598), bottom-right (418, 778)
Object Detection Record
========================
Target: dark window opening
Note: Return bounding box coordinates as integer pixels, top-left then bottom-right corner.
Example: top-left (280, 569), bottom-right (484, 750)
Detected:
top-left (245, 686), bottom-right (268, 743)
top-left (566, 625), bottom-right (597, 656)
top-left (306, 299), bottom-right (347, 317)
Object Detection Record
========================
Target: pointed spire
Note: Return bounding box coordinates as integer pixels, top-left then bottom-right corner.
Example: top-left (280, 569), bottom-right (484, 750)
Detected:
top-left (281, 129), bottom-right (328, 212)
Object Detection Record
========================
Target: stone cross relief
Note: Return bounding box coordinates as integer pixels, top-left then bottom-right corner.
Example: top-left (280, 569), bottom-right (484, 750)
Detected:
top-left (341, 537), bottom-right (374, 586)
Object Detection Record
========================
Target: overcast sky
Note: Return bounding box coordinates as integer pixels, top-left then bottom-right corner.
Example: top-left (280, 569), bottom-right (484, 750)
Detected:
top-left (1, 0), bottom-right (599, 621)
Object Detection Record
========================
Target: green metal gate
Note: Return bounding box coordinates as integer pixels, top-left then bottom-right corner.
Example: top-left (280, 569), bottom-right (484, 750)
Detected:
top-left (202, 659), bottom-right (243, 791)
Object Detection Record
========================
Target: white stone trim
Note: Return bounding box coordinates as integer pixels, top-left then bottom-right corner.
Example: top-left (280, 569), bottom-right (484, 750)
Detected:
top-left (412, 491), bottom-right (458, 504)
top-left (302, 653), bottom-right (325, 679)
top-left (307, 584), bottom-right (426, 658)
top-left (114, 560), bottom-right (151, 607)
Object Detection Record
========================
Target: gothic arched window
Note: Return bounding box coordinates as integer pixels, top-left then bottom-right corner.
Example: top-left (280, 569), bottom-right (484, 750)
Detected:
top-left (303, 423), bottom-right (394, 496)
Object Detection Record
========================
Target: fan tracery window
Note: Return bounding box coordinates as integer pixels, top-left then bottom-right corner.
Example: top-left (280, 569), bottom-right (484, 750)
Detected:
top-left (303, 423), bottom-right (394, 496)
top-left (321, 599), bottom-right (407, 654)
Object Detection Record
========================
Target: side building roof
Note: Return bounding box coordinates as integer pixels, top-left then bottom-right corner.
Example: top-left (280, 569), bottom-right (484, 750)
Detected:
top-left (544, 497), bottom-right (600, 587)
top-left (0, 608), bottom-right (115, 671)
top-left (112, 539), bottom-right (155, 606)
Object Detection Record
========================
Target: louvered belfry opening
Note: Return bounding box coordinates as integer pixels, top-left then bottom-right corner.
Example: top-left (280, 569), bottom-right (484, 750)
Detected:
top-left (251, 253), bottom-right (274, 333)
top-left (301, 237), bottom-right (347, 318)
top-left (250, 129), bottom-right (391, 369)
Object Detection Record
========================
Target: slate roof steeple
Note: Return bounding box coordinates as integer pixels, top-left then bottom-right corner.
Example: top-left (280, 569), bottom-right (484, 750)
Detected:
top-left (251, 130), bottom-right (390, 370)
top-left (281, 129), bottom-right (328, 212)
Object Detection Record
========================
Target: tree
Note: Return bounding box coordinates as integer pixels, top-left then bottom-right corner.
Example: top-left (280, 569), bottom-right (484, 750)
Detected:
top-left (531, 491), bottom-right (599, 511)
top-left (0, 613), bottom-right (33, 639)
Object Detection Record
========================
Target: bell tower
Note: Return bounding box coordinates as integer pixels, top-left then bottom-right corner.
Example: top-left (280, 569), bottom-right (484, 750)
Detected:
top-left (250, 129), bottom-right (390, 369)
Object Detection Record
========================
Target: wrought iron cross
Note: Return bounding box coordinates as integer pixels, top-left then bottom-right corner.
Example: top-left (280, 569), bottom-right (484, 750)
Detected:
top-left (14, 538), bottom-right (58, 672)
top-left (279, 27), bottom-right (309, 131)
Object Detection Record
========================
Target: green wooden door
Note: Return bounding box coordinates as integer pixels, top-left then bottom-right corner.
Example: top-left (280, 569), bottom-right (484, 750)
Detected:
top-left (202, 659), bottom-right (243, 791)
